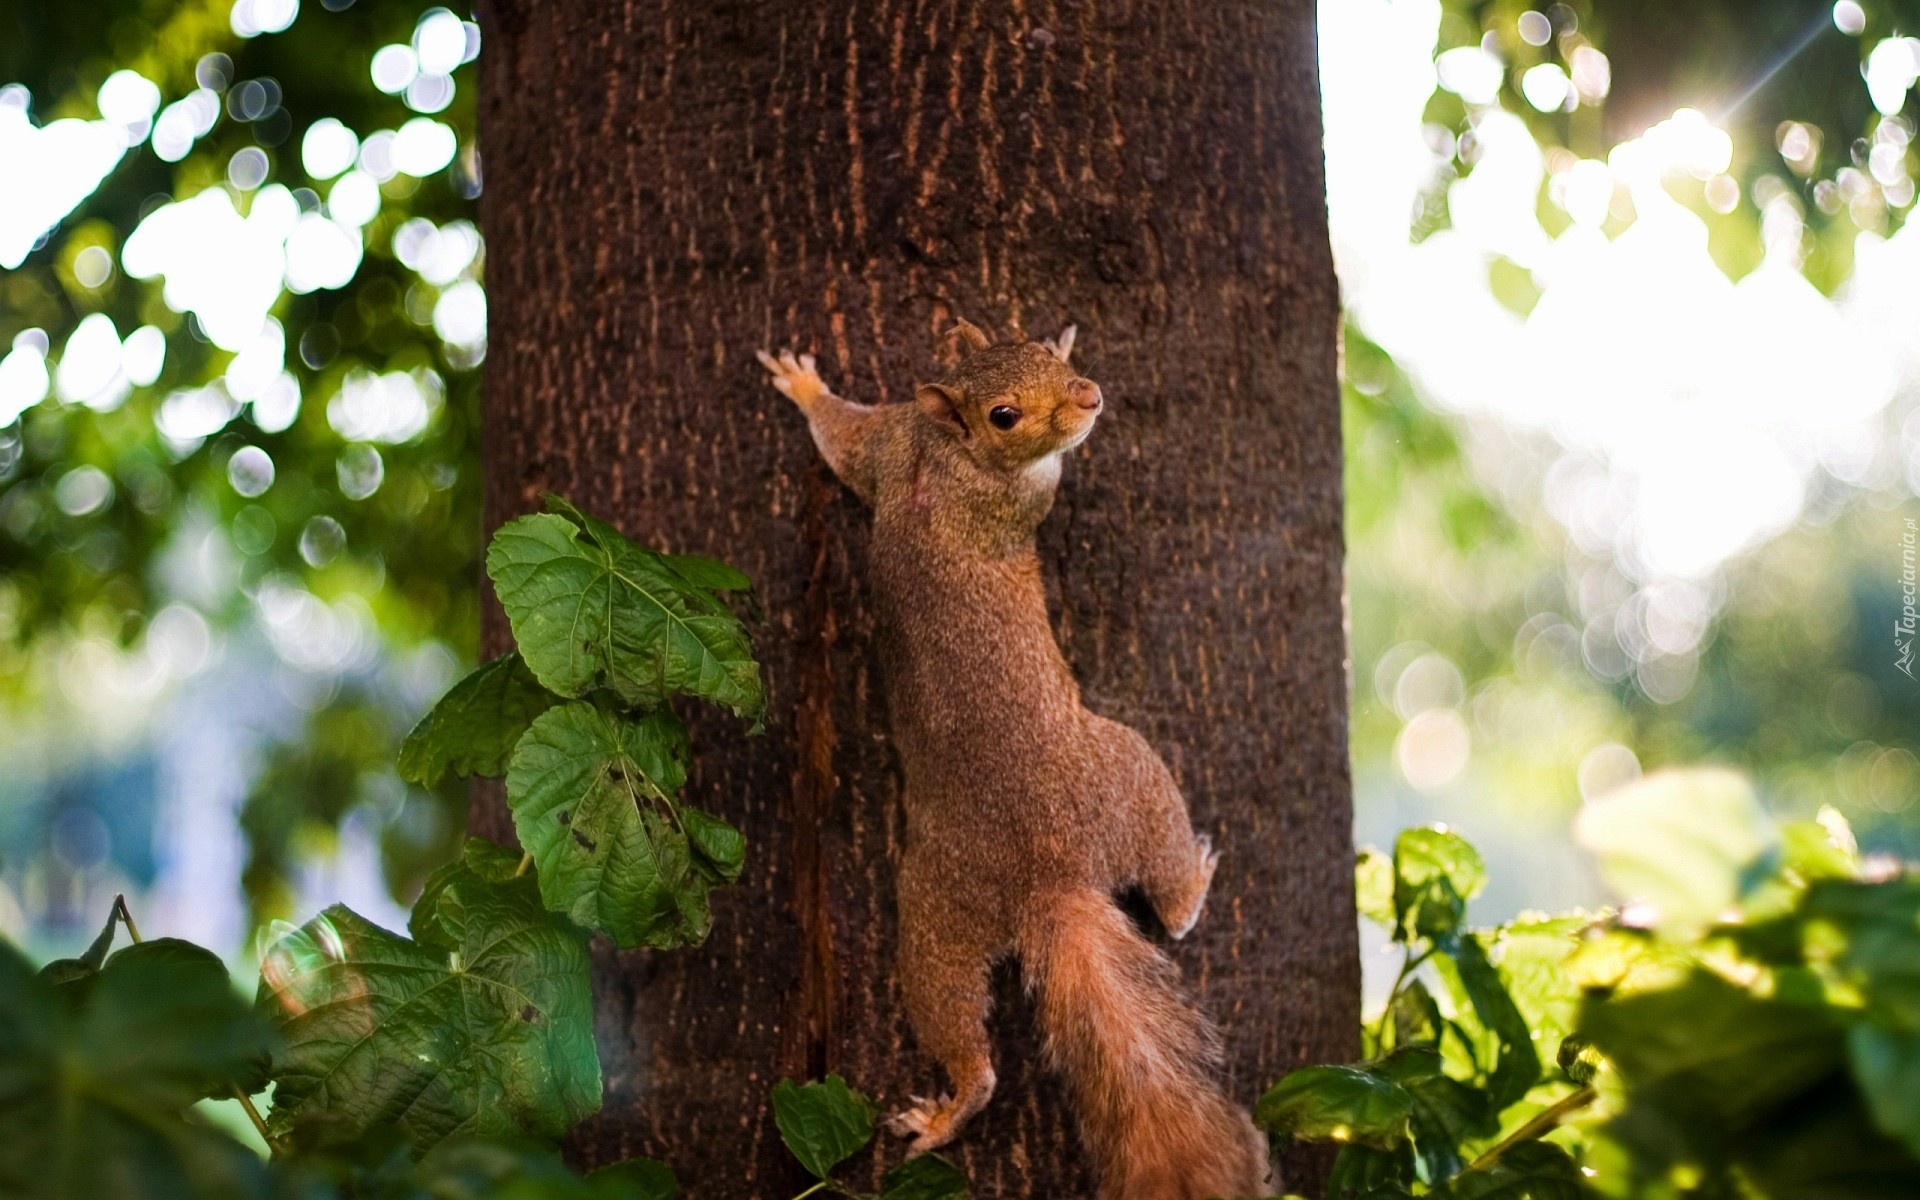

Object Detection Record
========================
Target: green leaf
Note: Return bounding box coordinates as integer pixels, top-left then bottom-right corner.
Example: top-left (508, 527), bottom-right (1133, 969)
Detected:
top-left (1358, 848), bottom-right (1397, 933)
top-left (683, 806), bottom-right (746, 884)
top-left (770, 1075), bottom-right (876, 1179)
top-left (881, 1152), bottom-right (971, 1200)
top-left (1579, 971), bottom-right (1844, 1132)
top-left (1406, 1073), bottom-right (1495, 1181)
top-left (1368, 1046), bottom-right (1496, 1177)
top-left (1433, 1140), bottom-right (1585, 1200)
top-left (1778, 808), bottom-right (1858, 882)
top-left (1395, 828), bottom-right (1487, 903)
top-left (1573, 767), bottom-right (1774, 934)
top-left (586, 1156), bottom-right (680, 1200)
top-left (660, 552), bottom-right (753, 593)
top-left (1394, 827), bottom-right (1485, 940)
top-left (1325, 1144), bottom-right (1417, 1199)
top-left (1446, 935), bottom-right (1542, 1110)
top-left (399, 653), bottom-right (562, 787)
top-left (1851, 1024), bottom-right (1920, 1158)
top-left (413, 1139), bottom-right (576, 1194)
top-left (37, 895), bottom-right (124, 985)
top-left (318, 1138), bottom-right (679, 1200)
top-left (1800, 877), bottom-right (1920, 1028)
top-left (486, 506), bottom-right (763, 720)
top-left (1372, 1047), bottom-right (1495, 1180)
top-left (269, 1122), bottom-right (415, 1190)
top-left (1370, 1045), bottom-right (1444, 1085)
top-left (272, 1130), bottom-right (671, 1199)
top-left (507, 701), bottom-right (742, 948)
top-left (1255, 1064), bottom-right (1414, 1150)
top-left (1732, 1087), bottom-right (1920, 1199)
top-left (537, 498), bottom-right (763, 707)
top-left (660, 551), bottom-right (764, 624)
top-left (1561, 926), bottom-right (1686, 995)
top-left (1489, 916), bottom-right (1588, 1065)
top-left (1390, 978), bottom-right (1444, 1049)
top-left (409, 838), bottom-right (533, 948)
top-left (61, 940), bottom-right (273, 1103)
top-left (0, 938), bottom-right (275, 1200)
top-left (256, 854), bottom-right (601, 1156)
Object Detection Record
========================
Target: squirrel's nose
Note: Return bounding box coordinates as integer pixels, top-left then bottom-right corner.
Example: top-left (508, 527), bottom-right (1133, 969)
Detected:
top-left (1068, 378), bottom-right (1103, 411)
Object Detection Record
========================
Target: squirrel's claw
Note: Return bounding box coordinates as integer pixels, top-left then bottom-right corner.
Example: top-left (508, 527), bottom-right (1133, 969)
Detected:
top-left (887, 1093), bottom-right (960, 1156)
top-left (756, 346), bottom-right (828, 405)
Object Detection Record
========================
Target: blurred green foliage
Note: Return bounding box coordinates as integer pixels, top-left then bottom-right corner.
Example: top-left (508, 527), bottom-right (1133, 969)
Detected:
top-left (1345, 0), bottom-right (1920, 862)
top-left (1, 0), bottom-right (483, 931)
top-left (0, 0), bottom-right (480, 660)
top-left (239, 687), bottom-right (467, 931)
top-left (1346, 319), bottom-right (1920, 857)
top-left (1267, 768), bottom-right (1920, 1198)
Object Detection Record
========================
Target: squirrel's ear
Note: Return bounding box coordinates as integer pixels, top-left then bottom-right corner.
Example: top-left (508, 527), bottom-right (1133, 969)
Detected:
top-left (1043, 324), bottom-right (1076, 364)
top-left (944, 318), bottom-right (992, 354)
top-left (915, 384), bottom-right (969, 438)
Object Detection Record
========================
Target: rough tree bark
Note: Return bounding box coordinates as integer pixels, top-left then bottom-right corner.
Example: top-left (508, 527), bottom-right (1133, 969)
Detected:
top-left (474, 2), bottom-right (1355, 1195)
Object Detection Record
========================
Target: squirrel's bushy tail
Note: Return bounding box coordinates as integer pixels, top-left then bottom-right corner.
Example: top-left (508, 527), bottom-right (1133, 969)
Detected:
top-left (1019, 888), bottom-right (1270, 1200)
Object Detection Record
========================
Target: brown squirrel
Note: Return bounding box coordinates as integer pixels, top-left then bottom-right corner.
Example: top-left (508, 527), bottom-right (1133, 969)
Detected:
top-left (757, 321), bottom-right (1269, 1200)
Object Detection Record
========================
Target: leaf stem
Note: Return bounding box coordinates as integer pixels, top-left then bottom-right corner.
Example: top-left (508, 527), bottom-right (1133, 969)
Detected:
top-left (1464, 1084), bottom-right (1598, 1173)
top-left (515, 852), bottom-right (534, 877)
top-left (1371, 944), bottom-right (1434, 1050)
top-left (112, 893), bottom-right (143, 944)
top-left (233, 1086), bottom-right (275, 1146)
top-left (791, 1181), bottom-right (833, 1200)
top-left (114, 894), bottom-right (279, 1152)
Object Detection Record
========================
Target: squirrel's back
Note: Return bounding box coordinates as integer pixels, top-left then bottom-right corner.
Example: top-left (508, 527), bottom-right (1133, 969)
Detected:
top-left (864, 413), bottom-right (1086, 783)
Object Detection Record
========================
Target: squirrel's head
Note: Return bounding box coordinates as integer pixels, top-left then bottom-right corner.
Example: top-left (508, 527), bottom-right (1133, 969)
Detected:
top-left (913, 320), bottom-right (1103, 475)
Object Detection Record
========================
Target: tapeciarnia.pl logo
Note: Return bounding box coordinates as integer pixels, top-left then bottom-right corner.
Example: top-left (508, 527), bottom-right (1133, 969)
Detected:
top-left (1900, 518), bottom-right (1917, 679)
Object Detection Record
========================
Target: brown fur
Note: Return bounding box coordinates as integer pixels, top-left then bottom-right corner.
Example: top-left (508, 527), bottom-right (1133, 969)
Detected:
top-left (757, 324), bottom-right (1269, 1199)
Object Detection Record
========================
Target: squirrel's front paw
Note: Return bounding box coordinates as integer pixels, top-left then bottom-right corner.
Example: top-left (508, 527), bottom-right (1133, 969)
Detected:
top-left (755, 348), bottom-right (828, 406)
top-left (886, 1094), bottom-right (964, 1156)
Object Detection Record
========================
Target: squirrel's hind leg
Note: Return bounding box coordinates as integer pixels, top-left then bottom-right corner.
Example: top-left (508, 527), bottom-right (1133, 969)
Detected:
top-left (889, 858), bottom-right (999, 1155)
top-left (1143, 830), bottom-right (1219, 940)
top-left (889, 945), bottom-right (996, 1154)
top-left (1090, 718), bottom-right (1219, 940)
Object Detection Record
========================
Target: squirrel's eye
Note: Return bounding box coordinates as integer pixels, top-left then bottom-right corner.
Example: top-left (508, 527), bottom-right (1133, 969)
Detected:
top-left (988, 405), bottom-right (1020, 431)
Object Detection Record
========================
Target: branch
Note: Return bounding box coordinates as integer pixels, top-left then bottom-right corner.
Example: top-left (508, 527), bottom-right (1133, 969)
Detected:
top-left (1465, 1084), bottom-right (1598, 1173)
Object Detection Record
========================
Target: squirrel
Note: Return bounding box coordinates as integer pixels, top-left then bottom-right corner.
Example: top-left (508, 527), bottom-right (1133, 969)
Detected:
top-left (757, 320), bottom-right (1269, 1200)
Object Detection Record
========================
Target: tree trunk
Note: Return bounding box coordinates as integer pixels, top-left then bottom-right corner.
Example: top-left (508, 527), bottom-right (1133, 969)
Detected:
top-left (473, 2), bottom-right (1355, 1195)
